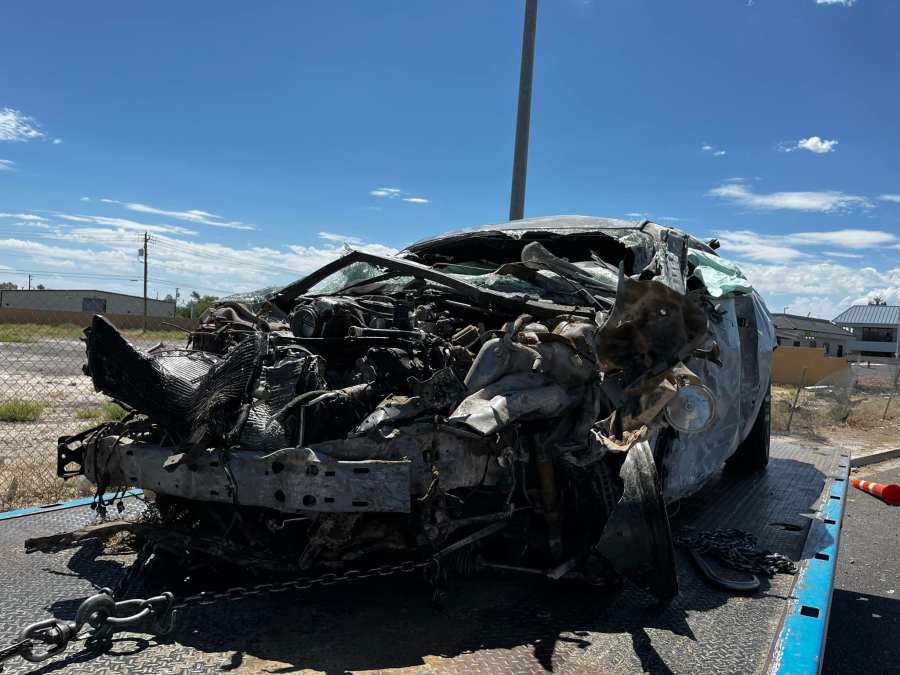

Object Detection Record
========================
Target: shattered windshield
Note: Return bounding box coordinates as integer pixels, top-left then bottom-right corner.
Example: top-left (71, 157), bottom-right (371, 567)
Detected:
top-left (307, 261), bottom-right (416, 296)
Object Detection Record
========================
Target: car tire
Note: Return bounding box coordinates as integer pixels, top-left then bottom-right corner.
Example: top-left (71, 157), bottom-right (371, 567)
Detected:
top-left (727, 384), bottom-right (771, 470)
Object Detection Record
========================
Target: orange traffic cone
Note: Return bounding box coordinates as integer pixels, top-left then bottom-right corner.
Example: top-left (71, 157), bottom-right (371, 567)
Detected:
top-left (851, 478), bottom-right (900, 506)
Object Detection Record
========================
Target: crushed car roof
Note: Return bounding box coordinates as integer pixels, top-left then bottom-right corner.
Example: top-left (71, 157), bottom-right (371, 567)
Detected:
top-left (404, 215), bottom-right (639, 249)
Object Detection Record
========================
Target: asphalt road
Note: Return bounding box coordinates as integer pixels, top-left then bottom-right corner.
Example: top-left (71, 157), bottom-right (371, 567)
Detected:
top-left (824, 457), bottom-right (900, 674)
top-left (0, 336), bottom-right (162, 380)
top-left (0, 339), bottom-right (87, 379)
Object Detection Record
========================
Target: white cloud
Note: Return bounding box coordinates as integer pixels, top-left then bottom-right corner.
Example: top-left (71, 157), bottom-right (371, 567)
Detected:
top-left (797, 137), bottom-right (837, 154)
top-left (0, 238), bottom-right (137, 271)
top-left (778, 136), bottom-right (838, 154)
top-left (0, 210), bottom-right (397, 298)
top-left (816, 0), bottom-right (856, 6)
top-left (52, 212), bottom-right (198, 236)
top-left (317, 231), bottom-right (364, 245)
top-left (736, 260), bottom-right (900, 318)
top-left (0, 108), bottom-right (45, 142)
top-left (716, 231), bottom-right (806, 263)
top-left (0, 159), bottom-right (15, 171)
top-left (80, 197), bottom-right (91, 202)
top-left (52, 138), bottom-right (62, 145)
top-left (370, 188), bottom-right (402, 198)
top-left (823, 251), bottom-right (863, 259)
top-left (713, 228), bottom-right (900, 317)
top-left (701, 143), bottom-right (726, 157)
top-left (789, 229), bottom-right (896, 248)
top-left (0, 212), bottom-right (47, 222)
top-left (370, 187), bottom-right (429, 204)
top-left (100, 198), bottom-right (256, 231)
top-left (708, 180), bottom-right (872, 212)
top-left (715, 228), bottom-right (898, 265)
top-left (878, 194), bottom-right (900, 204)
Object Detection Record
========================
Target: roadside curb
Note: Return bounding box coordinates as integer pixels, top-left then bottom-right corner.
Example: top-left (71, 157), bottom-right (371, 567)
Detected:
top-left (849, 447), bottom-right (900, 468)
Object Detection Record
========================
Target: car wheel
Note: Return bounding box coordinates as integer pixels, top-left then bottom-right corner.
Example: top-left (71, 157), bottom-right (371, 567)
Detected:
top-left (727, 384), bottom-right (771, 470)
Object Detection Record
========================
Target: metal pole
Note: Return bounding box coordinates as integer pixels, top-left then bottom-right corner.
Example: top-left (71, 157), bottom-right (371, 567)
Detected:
top-left (508, 0), bottom-right (538, 222)
top-left (883, 365), bottom-right (900, 421)
top-left (142, 232), bottom-right (149, 332)
top-left (894, 319), bottom-right (899, 359)
top-left (786, 367), bottom-right (807, 432)
top-left (27, 273), bottom-right (32, 291)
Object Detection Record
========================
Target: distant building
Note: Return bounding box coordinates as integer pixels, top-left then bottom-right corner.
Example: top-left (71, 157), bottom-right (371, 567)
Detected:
top-left (832, 305), bottom-right (900, 358)
top-left (771, 313), bottom-right (851, 358)
top-left (0, 289), bottom-right (175, 318)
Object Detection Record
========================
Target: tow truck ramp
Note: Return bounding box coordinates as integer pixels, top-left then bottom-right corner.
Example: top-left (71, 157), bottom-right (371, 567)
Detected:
top-left (0, 437), bottom-right (847, 674)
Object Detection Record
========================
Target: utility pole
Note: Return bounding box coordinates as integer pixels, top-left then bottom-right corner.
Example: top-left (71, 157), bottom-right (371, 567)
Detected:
top-left (174, 287), bottom-right (180, 318)
top-left (509, 0), bottom-right (538, 221)
top-left (28, 273), bottom-right (32, 290)
top-left (142, 232), bottom-right (149, 331)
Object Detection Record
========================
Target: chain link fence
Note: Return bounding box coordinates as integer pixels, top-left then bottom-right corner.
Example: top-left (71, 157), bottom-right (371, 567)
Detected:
top-left (772, 358), bottom-right (900, 438)
top-left (3, 294), bottom-right (898, 510)
top-left (0, 293), bottom-right (196, 511)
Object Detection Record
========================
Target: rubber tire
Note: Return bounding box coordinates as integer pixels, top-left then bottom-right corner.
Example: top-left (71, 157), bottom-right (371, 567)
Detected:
top-left (727, 384), bottom-right (771, 470)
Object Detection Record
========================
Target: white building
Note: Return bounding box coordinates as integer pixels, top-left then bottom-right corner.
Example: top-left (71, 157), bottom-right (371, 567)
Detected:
top-left (832, 305), bottom-right (900, 359)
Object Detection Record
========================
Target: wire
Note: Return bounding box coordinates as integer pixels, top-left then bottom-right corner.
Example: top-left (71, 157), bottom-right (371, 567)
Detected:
top-left (0, 228), bottom-right (298, 296)
top-left (0, 268), bottom-right (234, 296)
top-left (149, 238), bottom-right (307, 277)
top-left (0, 227), bottom-right (301, 280)
top-left (0, 268), bottom-right (142, 281)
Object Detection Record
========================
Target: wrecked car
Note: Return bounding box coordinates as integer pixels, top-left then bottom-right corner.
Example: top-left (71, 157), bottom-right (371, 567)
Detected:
top-left (58, 215), bottom-right (774, 601)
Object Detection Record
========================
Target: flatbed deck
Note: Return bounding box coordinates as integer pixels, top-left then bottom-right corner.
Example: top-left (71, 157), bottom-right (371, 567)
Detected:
top-left (0, 437), bottom-right (848, 674)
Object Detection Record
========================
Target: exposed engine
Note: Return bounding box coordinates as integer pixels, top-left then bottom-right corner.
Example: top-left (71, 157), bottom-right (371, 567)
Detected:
top-left (58, 219), bottom-right (773, 602)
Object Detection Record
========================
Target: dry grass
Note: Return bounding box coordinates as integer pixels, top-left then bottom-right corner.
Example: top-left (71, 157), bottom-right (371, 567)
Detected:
top-left (76, 402), bottom-right (128, 421)
top-left (772, 381), bottom-right (900, 452)
top-left (75, 407), bottom-right (103, 420)
top-left (0, 399), bottom-right (48, 422)
top-left (0, 327), bottom-right (35, 343)
top-left (2, 474), bottom-right (91, 511)
top-left (101, 402), bottom-right (128, 421)
top-left (0, 322), bottom-right (188, 342)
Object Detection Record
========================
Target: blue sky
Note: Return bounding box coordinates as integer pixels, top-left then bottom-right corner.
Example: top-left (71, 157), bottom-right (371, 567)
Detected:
top-left (1, 0), bottom-right (898, 317)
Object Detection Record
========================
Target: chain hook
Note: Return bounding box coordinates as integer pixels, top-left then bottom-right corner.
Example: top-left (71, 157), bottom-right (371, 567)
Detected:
top-left (19, 618), bottom-right (76, 663)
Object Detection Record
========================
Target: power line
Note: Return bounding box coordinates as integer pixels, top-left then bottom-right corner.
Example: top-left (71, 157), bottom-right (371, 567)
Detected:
top-left (0, 268), bottom-right (142, 281)
top-left (0, 228), bottom-right (304, 280)
top-left (149, 238), bottom-right (308, 278)
top-left (0, 268), bottom-right (230, 295)
top-left (0, 232), bottom-right (294, 297)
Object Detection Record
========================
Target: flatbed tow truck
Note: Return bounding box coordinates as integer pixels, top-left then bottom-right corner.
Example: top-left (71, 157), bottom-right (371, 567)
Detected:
top-left (0, 436), bottom-right (848, 674)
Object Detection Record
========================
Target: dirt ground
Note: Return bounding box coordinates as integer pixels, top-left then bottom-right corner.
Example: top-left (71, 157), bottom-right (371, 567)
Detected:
top-left (0, 334), bottom-right (172, 510)
top-left (772, 362), bottom-right (900, 460)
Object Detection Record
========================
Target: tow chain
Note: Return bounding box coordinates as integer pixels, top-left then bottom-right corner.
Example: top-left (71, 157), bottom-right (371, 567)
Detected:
top-left (675, 528), bottom-right (798, 578)
top-left (173, 559), bottom-right (430, 609)
top-left (0, 557), bottom-right (432, 672)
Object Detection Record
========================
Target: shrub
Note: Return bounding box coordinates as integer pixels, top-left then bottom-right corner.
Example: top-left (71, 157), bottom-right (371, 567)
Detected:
top-left (0, 399), bottom-right (47, 422)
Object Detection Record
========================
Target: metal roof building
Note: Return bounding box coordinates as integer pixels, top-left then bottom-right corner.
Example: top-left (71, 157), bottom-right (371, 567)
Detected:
top-left (832, 305), bottom-right (900, 358)
top-left (771, 313), bottom-right (851, 357)
top-left (833, 305), bottom-right (900, 326)
top-left (0, 289), bottom-right (175, 317)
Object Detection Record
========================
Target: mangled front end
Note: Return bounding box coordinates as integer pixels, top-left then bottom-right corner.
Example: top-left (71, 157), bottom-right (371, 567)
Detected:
top-left (59, 224), bottom-right (762, 601)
